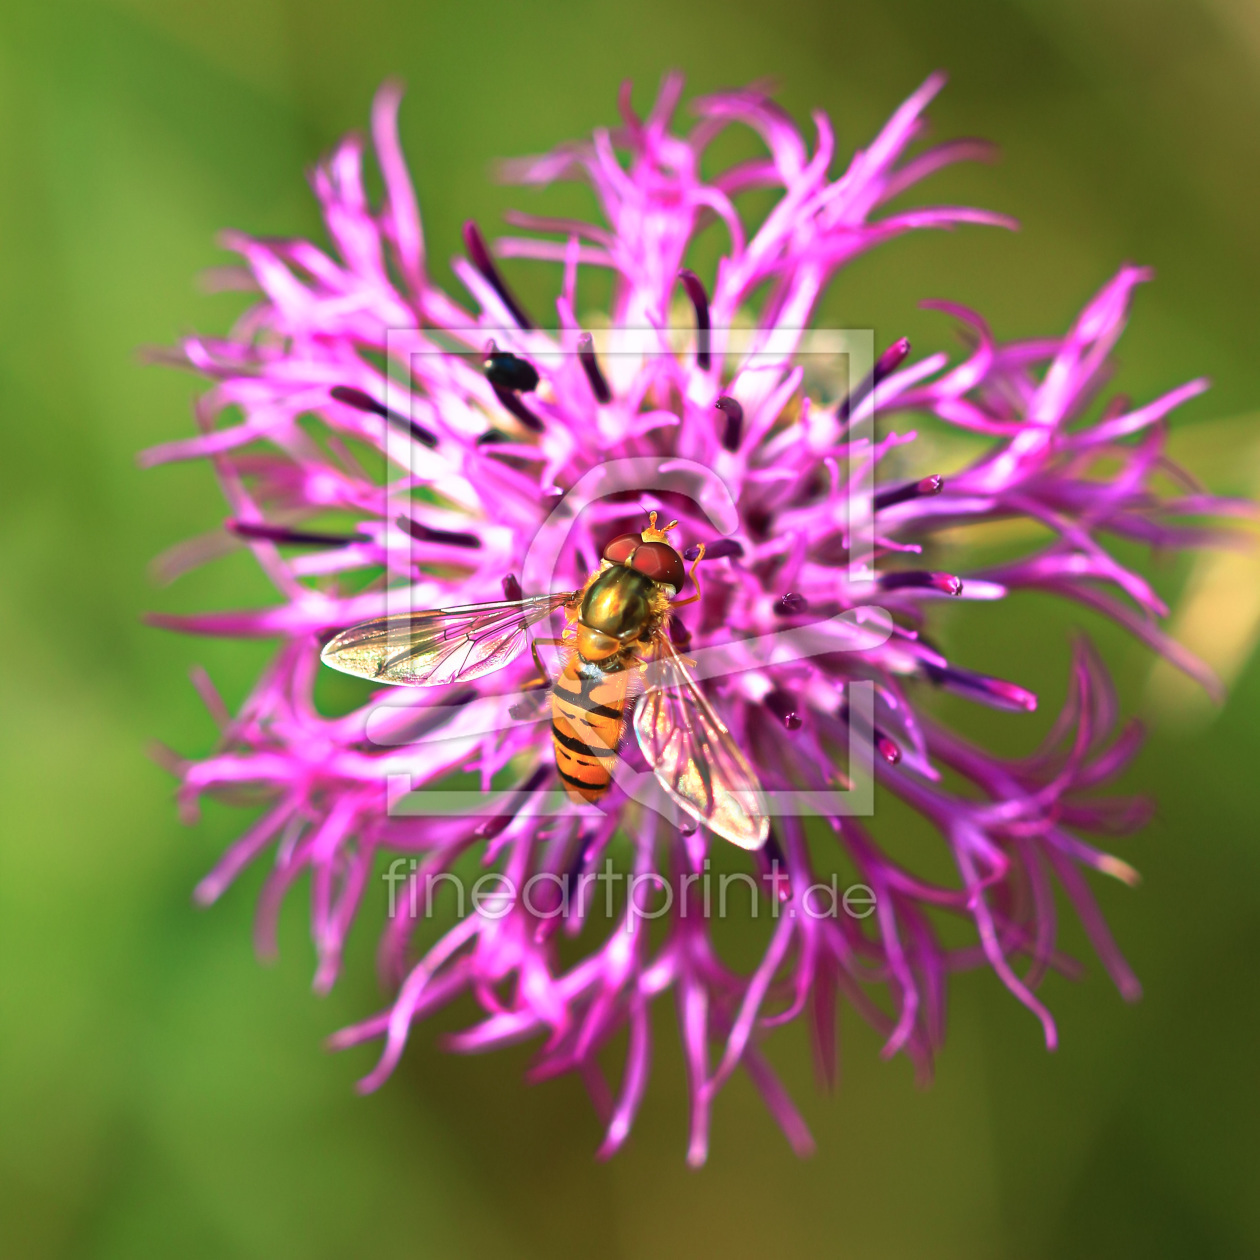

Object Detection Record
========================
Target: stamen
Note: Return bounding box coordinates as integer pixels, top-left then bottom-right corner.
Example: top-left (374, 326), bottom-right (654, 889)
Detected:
top-left (684, 539), bottom-right (742, 561)
top-left (463, 220), bottom-right (534, 329)
top-left (566, 831), bottom-right (596, 881)
top-left (678, 269), bottom-right (712, 370)
top-left (577, 332), bottom-right (612, 404)
top-left (775, 592), bottom-right (809, 616)
top-left (330, 385), bottom-right (438, 449)
top-left (755, 827), bottom-right (793, 903)
top-left (668, 614), bottom-right (691, 647)
top-left (530, 831), bottom-right (599, 935)
top-left (491, 382), bottom-right (544, 432)
top-left (502, 574), bottom-right (523, 602)
top-left (837, 336), bottom-right (910, 422)
top-left (1100, 394), bottom-right (1131, 423)
top-left (922, 661), bottom-right (1037, 712)
top-left (764, 689), bottom-right (803, 730)
top-left (474, 764), bottom-right (551, 839)
top-left (879, 570), bottom-right (963, 596)
top-left (840, 701), bottom-right (901, 764)
top-left (396, 516), bottom-right (481, 550)
top-left (380, 689), bottom-right (478, 747)
top-left (873, 474), bottom-right (943, 511)
top-left (715, 396), bottom-right (743, 451)
top-left (228, 519), bottom-right (359, 547)
top-left (1099, 855), bottom-right (1141, 887)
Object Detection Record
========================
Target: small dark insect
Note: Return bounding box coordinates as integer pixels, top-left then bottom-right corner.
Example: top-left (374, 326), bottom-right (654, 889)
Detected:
top-left (483, 343), bottom-right (540, 393)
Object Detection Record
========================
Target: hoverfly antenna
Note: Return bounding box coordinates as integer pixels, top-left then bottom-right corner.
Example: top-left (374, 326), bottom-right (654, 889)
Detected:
top-left (641, 511), bottom-right (679, 544)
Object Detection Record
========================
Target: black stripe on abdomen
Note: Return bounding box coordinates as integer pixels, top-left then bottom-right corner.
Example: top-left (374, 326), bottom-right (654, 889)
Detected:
top-left (550, 722), bottom-right (616, 758)
top-left (556, 765), bottom-right (606, 790)
top-left (551, 681), bottom-right (623, 721)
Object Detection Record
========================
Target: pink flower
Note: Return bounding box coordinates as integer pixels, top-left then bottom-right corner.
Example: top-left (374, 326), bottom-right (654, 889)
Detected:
top-left (146, 73), bottom-right (1245, 1163)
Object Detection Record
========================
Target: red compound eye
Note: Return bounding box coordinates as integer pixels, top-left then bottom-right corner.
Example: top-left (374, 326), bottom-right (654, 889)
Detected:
top-left (601, 533), bottom-right (641, 565)
top-left (628, 541), bottom-right (686, 591)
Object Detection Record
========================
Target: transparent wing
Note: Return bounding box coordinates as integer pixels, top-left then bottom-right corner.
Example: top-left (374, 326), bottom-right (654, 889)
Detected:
top-left (633, 631), bottom-right (770, 850)
top-left (320, 592), bottom-right (575, 686)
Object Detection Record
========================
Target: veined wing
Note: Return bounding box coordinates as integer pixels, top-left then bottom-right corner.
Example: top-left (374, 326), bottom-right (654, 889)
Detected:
top-left (633, 631), bottom-right (769, 850)
top-left (320, 592), bottom-right (575, 686)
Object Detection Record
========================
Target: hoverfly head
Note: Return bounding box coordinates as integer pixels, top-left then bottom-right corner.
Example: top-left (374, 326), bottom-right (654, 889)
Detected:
top-left (599, 512), bottom-right (686, 591)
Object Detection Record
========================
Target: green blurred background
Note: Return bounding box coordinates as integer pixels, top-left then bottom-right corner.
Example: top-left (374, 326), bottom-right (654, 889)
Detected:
top-left (2, 0), bottom-right (1259, 1255)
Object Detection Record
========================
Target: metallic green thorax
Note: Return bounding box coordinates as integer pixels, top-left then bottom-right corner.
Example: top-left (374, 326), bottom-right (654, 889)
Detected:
top-left (580, 566), bottom-right (655, 640)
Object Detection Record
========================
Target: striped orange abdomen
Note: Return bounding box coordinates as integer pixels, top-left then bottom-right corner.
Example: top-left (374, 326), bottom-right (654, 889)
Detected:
top-left (551, 655), bottom-right (631, 803)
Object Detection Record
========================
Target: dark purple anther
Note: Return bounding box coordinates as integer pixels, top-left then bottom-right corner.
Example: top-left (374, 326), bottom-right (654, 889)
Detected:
top-left (1100, 393), bottom-right (1132, 423)
top-left (463, 220), bottom-right (534, 330)
top-left (502, 574), bottom-right (523, 602)
top-left (840, 701), bottom-right (902, 764)
top-left (474, 764), bottom-right (551, 839)
top-left (678, 269), bottom-right (712, 370)
top-left (837, 336), bottom-right (911, 422)
top-left (564, 832), bottom-right (596, 884)
top-left (765, 689), bottom-right (803, 730)
top-left (668, 614), bottom-right (692, 647)
top-left (577, 332), bottom-right (612, 404)
top-left (775, 592), bottom-right (809, 616)
top-left (879, 570), bottom-right (963, 596)
top-left (684, 538), bottom-right (743, 562)
top-left (330, 385), bottom-right (438, 449)
top-left (396, 516), bottom-right (481, 549)
top-left (716, 396), bottom-right (743, 451)
top-left (876, 336), bottom-right (912, 374)
top-left (755, 827), bottom-right (793, 902)
top-left (228, 519), bottom-right (359, 548)
top-left (922, 661), bottom-right (1038, 713)
top-left (873, 473), bottom-right (944, 512)
top-left (492, 382), bottom-right (544, 432)
top-left (763, 826), bottom-right (786, 868)
top-left (330, 384), bottom-right (384, 414)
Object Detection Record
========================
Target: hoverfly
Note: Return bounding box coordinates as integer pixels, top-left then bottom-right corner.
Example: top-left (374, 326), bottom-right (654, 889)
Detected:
top-left (320, 513), bottom-right (770, 849)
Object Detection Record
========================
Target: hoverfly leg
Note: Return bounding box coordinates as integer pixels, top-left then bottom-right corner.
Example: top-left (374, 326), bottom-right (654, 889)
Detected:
top-left (670, 542), bottom-right (707, 607)
top-left (510, 638), bottom-right (558, 720)
top-left (521, 636), bottom-right (565, 690)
